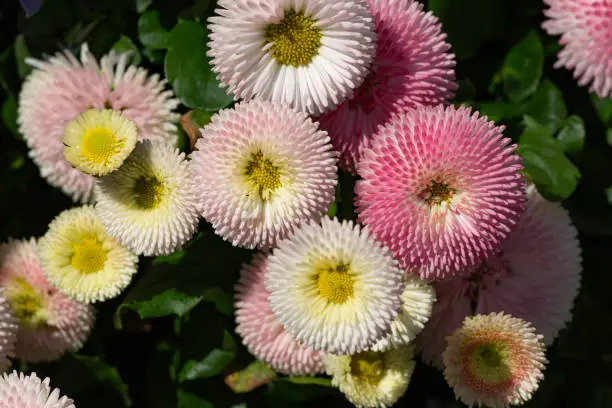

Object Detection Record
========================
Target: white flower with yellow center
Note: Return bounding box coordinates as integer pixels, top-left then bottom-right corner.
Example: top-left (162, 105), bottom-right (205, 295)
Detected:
top-left (95, 141), bottom-right (199, 256)
top-left (324, 344), bottom-right (415, 408)
top-left (38, 206), bottom-right (138, 303)
top-left (207, 0), bottom-right (376, 115)
top-left (62, 109), bottom-right (138, 176)
top-left (266, 217), bottom-right (404, 355)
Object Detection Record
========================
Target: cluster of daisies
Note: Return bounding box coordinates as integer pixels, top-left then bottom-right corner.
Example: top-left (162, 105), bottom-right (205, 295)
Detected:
top-left (0, 0), bottom-right (590, 406)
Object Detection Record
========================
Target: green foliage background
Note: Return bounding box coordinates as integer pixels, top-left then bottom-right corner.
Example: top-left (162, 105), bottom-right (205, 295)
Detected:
top-left (0, 0), bottom-right (611, 406)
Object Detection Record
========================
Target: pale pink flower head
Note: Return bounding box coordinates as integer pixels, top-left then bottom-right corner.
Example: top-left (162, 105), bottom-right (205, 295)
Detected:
top-left (190, 99), bottom-right (337, 250)
top-left (235, 253), bottom-right (325, 376)
top-left (316, 0), bottom-right (456, 172)
top-left (355, 105), bottom-right (525, 280)
top-left (0, 289), bottom-right (17, 373)
top-left (542, 0), bottom-right (612, 98)
top-left (18, 43), bottom-right (180, 203)
top-left (0, 371), bottom-right (75, 408)
top-left (443, 313), bottom-right (547, 408)
top-left (0, 238), bottom-right (95, 363)
top-left (418, 185), bottom-right (582, 367)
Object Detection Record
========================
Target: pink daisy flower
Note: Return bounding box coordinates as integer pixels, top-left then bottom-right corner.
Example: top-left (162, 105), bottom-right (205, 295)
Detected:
top-left (316, 0), bottom-right (456, 172)
top-left (190, 99), bottom-right (337, 250)
top-left (355, 105), bottom-right (525, 280)
top-left (0, 371), bottom-right (74, 408)
top-left (235, 253), bottom-right (325, 375)
top-left (0, 238), bottom-right (95, 363)
top-left (418, 185), bottom-right (582, 367)
top-left (542, 0), bottom-right (612, 98)
top-left (18, 43), bottom-right (180, 203)
top-left (0, 289), bottom-right (17, 373)
top-left (443, 313), bottom-right (546, 408)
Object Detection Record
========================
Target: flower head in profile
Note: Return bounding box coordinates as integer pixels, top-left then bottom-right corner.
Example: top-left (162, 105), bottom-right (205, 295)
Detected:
top-left (317, 0), bottom-right (456, 172)
top-left (235, 253), bottom-right (324, 375)
top-left (63, 109), bottom-right (137, 176)
top-left (0, 371), bottom-right (75, 408)
top-left (324, 344), bottom-right (415, 408)
top-left (418, 185), bottom-right (581, 367)
top-left (0, 289), bottom-right (17, 373)
top-left (96, 141), bottom-right (199, 256)
top-left (0, 238), bottom-right (94, 363)
top-left (18, 43), bottom-right (180, 202)
top-left (443, 313), bottom-right (546, 408)
top-left (542, 0), bottom-right (612, 98)
top-left (266, 217), bottom-right (404, 355)
top-left (356, 105), bottom-right (525, 280)
top-left (38, 206), bottom-right (138, 303)
top-left (190, 99), bottom-right (337, 250)
top-left (208, 0), bottom-right (376, 115)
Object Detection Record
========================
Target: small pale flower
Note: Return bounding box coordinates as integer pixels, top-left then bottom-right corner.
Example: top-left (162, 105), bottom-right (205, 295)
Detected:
top-left (0, 371), bottom-right (75, 408)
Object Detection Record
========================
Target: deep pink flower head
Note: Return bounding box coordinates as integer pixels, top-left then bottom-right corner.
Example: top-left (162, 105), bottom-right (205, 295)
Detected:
top-left (0, 238), bottom-right (95, 363)
top-left (18, 43), bottom-right (180, 202)
top-left (542, 0), bottom-right (612, 98)
top-left (235, 253), bottom-right (325, 375)
top-left (355, 105), bottom-right (525, 280)
top-left (316, 0), bottom-right (456, 172)
top-left (418, 185), bottom-right (582, 367)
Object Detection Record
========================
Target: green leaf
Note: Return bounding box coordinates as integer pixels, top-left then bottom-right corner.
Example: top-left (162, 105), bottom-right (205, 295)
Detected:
top-left (225, 361), bottom-right (277, 393)
top-left (495, 31), bottom-right (544, 102)
top-left (517, 115), bottom-right (581, 200)
top-left (557, 115), bottom-right (586, 154)
top-left (179, 349), bottom-right (235, 382)
top-left (165, 21), bottom-right (234, 110)
top-left (14, 35), bottom-right (32, 79)
top-left (138, 11), bottom-right (170, 50)
top-left (177, 390), bottom-right (214, 408)
top-left (112, 35), bottom-right (142, 65)
top-left (71, 355), bottom-right (131, 406)
top-left (136, 0), bottom-right (153, 13)
top-left (2, 97), bottom-right (19, 138)
top-left (190, 109), bottom-right (213, 128)
top-left (478, 101), bottom-right (523, 122)
top-left (592, 94), bottom-right (612, 127)
top-left (153, 250), bottom-right (186, 265)
top-left (279, 377), bottom-right (333, 387)
top-left (525, 80), bottom-right (567, 134)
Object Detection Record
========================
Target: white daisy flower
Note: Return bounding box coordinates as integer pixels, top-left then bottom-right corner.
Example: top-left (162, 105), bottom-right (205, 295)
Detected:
top-left (0, 371), bottom-right (74, 408)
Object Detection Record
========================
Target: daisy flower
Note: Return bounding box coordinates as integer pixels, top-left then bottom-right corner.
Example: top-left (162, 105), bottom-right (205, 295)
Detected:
top-left (317, 0), bottom-right (457, 172)
top-left (62, 109), bottom-right (138, 176)
top-left (190, 99), bottom-right (337, 250)
top-left (418, 185), bottom-right (581, 367)
top-left (95, 141), bottom-right (199, 256)
top-left (542, 0), bottom-right (612, 98)
top-left (443, 313), bottom-right (547, 408)
top-left (207, 0), bottom-right (376, 115)
top-left (235, 253), bottom-right (324, 375)
top-left (355, 105), bottom-right (525, 280)
top-left (266, 217), bottom-right (404, 355)
top-left (18, 43), bottom-right (180, 202)
top-left (38, 206), bottom-right (139, 303)
top-left (0, 371), bottom-right (74, 408)
top-left (0, 238), bottom-right (94, 363)
top-left (0, 289), bottom-right (17, 373)
top-left (324, 344), bottom-right (415, 408)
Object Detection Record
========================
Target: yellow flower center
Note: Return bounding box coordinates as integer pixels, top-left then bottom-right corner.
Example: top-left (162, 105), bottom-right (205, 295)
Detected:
top-left (420, 179), bottom-right (456, 206)
top-left (317, 263), bottom-right (354, 304)
top-left (245, 151), bottom-right (282, 199)
top-left (5, 277), bottom-right (48, 328)
top-left (469, 343), bottom-right (511, 384)
top-left (71, 238), bottom-right (108, 274)
top-left (81, 127), bottom-right (119, 164)
top-left (264, 9), bottom-right (322, 66)
top-left (350, 351), bottom-right (385, 385)
top-left (133, 176), bottom-right (166, 209)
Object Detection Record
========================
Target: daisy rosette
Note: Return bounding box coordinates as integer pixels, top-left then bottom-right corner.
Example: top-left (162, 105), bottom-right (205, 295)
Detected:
top-left (38, 206), bottom-right (138, 304)
top-left (0, 238), bottom-right (94, 363)
top-left (542, 0), bottom-right (612, 98)
top-left (371, 273), bottom-right (435, 352)
top-left (265, 217), bottom-right (404, 355)
top-left (0, 371), bottom-right (75, 408)
top-left (418, 185), bottom-right (581, 367)
top-left (355, 104), bottom-right (525, 280)
top-left (0, 288), bottom-right (17, 372)
top-left (18, 43), bottom-right (180, 202)
top-left (324, 344), bottom-right (415, 408)
top-left (235, 253), bottom-right (324, 375)
top-left (190, 99), bottom-right (337, 250)
top-left (96, 141), bottom-right (199, 256)
top-left (317, 0), bottom-right (457, 172)
top-left (207, 0), bottom-right (376, 115)
top-left (443, 313), bottom-right (547, 408)
top-left (62, 108), bottom-right (137, 176)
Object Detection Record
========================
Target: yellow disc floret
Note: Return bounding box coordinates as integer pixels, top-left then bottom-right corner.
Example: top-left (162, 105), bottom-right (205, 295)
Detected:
top-left (71, 237), bottom-right (108, 274)
top-left (244, 150), bottom-right (282, 200)
top-left (317, 263), bottom-right (354, 304)
top-left (5, 277), bottom-right (48, 328)
top-left (133, 176), bottom-right (166, 209)
top-left (350, 351), bottom-right (385, 385)
top-left (264, 9), bottom-right (322, 66)
top-left (468, 342), bottom-right (511, 384)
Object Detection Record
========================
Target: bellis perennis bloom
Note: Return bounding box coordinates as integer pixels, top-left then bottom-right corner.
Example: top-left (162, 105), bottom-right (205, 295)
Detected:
top-left (0, 371), bottom-right (75, 408)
